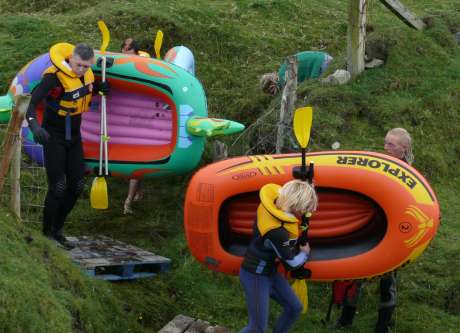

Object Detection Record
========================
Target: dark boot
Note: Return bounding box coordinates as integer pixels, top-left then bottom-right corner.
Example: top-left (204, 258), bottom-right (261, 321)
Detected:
top-left (42, 219), bottom-right (54, 238)
top-left (52, 228), bottom-right (75, 250)
top-left (375, 307), bottom-right (395, 333)
top-left (335, 305), bottom-right (356, 328)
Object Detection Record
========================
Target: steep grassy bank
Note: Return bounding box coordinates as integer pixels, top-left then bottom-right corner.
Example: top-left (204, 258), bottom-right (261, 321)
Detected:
top-left (0, 0), bottom-right (459, 332)
top-left (0, 210), bottom-right (143, 332)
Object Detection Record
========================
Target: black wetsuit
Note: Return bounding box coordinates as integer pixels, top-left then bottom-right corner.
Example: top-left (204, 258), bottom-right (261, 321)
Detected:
top-left (336, 157), bottom-right (409, 332)
top-left (26, 73), bottom-right (99, 238)
top-left (242, 223), bottom-right (307, 275)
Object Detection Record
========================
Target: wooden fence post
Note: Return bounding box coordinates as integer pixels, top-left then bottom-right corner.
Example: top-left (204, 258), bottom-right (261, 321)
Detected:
top-left (276, 56), bottom-right (297, 153)
top-left (10, 138), bottom-right (21, 219)
top-left (212, 140), bottom-right (228, 161)
top-left (379, 0), bottom-right (426, 30)
top-left (0, 95), bottom-right (29, 196)
top-left (347, 0), bottom-right (368, 78)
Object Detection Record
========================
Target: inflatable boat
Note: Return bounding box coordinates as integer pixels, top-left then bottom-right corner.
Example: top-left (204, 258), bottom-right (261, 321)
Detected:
top-left (4, 47), bottom-right (243, 178)
top-left (0, 95), bottom-right (12, 123)
top-left (184, 151), bottom-right (440, 281)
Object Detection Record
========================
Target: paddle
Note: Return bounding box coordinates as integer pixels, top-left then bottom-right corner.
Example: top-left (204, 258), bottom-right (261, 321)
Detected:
top-left (90, 20), bottom-right (110, 209)
top-left (291, 106), bottom-right (314, 314)
top-left (154, 30), bottom-right (163, 59)
top-left (293, 106), bottom-right (313, 182)
top-left (292, 106), bottom-right (314, 240)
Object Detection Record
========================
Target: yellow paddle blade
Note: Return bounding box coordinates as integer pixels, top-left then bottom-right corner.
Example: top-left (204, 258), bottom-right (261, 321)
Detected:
top-left (293, 107), bottom-right (313, 148)
top-left (154, 30), bottom-right (163, 59)
top-left (90, 176), bottom-right (108, 210)
top-left (97, 20), bottom-right (110, 53)
top-left (291, 279), bottom-right (309, 314)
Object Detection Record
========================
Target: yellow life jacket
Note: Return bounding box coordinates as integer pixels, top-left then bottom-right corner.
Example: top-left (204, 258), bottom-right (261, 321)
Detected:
top-left (257, 184), bottom-right (300, 239)
top-left (45, 42), bottom-right (95, 117)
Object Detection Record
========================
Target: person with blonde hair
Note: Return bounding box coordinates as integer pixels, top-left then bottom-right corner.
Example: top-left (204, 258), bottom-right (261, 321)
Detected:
top-left (239, 179), bottom-right (318, 333)
top-left (332, 127), bottom-right (413, 333)
top-left (260, 51), bottom-right (333, 95)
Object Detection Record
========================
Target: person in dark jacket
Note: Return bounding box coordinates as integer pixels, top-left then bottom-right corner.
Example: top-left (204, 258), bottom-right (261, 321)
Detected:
top-left (239, 179), bottom-right (318, 333)
top-left (26, 42), bottom-right (109, 246)
top-left (333, 128), bottom-right (414, 333)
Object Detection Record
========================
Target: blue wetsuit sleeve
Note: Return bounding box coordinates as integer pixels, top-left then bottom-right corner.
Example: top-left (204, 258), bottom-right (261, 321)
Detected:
top-left (284, 251), bottom-right (308, 269)
top-left (263, 227), bottom-right (309, 269)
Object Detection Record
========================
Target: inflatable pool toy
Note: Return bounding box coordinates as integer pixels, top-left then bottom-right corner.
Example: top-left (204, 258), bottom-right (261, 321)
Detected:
top-left (164, 46), bottom-right (195, 75)
top-left (184, 151), bottom-right (440, 281)
top-left (3, 46), bottom-right (244, 177)
top-left (21, 125), bottom-right (44, 165)
top-left (0, 95), bottom-right (12, 123)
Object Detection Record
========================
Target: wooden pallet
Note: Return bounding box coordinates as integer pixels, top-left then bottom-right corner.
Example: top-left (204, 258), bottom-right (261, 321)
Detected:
top-left (66, 235), bottom-right (171, 281)
top-left (158, 315), bottom-right (230, 333)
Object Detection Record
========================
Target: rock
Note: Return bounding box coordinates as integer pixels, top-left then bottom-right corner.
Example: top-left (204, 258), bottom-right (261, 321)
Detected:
top-left (185, 319), bottom-right (211, 333)
top-left (321, 69), bottom-right (351, 85)
top-left (159, 315), bottom-right (230, 333)
top-left (365, 58), bottom-right (384, 69)
top-left (158, 315), bottom-right (195, 333)
top-left (204, 325), bottom-right (231, 333)
top-left (365, 36), bottom-right (392, 62)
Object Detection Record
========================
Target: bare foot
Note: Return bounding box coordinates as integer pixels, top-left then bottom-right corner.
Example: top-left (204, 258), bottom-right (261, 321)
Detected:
top-left (124, 199), bottom-right (133, 214)
top-left (133, 189), bottom-right (144, 202)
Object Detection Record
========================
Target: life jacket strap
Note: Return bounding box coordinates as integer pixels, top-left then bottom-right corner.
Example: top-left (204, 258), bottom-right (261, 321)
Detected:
top-left (57, 105), bottom-right (77, 116)
top-left (65, 113), bottom-right (71, 140)
top-left (61, 85), bottom-right (91, 101)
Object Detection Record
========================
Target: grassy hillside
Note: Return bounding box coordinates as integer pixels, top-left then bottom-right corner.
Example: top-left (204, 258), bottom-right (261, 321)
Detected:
top-left (0, 210), bottom-right (143, 332)
top-left (0, 0), bottom-right (459, 332)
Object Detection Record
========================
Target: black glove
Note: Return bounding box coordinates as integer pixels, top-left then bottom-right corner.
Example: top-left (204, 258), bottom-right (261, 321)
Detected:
top-left (28, 118), bottom-right (50, 145)
top-left (98, 81), bottom-right (110, 96)
top-left (290, 266), bottom-right (312, 280)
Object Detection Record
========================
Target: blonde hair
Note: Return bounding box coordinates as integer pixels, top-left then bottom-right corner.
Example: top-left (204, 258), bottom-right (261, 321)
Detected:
top-left (387, 128), bottom-right (414, 164)
top-left (276, 179), bottom-right (318, 214)
top-left (260, 72), bottom-right (280, 95)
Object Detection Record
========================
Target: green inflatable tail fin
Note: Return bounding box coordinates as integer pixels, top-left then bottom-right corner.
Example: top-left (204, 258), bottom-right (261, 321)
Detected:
top-left (186, 116), bottom-right (245, 137)
top-left (0, 94), bottom-right (13, 123)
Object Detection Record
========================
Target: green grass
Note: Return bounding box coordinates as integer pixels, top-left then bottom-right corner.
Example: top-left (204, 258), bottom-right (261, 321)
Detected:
top-left (0, 0), bottom-right (459, 332)
top-left (0, 210), bottom-right (144, 332)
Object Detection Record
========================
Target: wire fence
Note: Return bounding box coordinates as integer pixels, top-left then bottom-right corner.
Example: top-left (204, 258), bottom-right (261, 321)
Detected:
top-left (0, 121), bottom-right (187, 224)
top-left (227, 103), bottom-right (299, 157)
top-left (0, 123), bottom-right (47, 224)
top-left (0, 99), bottom-right (293, 225)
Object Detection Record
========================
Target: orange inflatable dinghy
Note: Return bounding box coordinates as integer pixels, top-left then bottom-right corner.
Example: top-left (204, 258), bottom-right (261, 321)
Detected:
top-left (184, 151), bottom-right (440, 281)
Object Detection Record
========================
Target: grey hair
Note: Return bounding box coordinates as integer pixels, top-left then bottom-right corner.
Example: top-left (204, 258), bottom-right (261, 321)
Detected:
top-left (73, 43), bottom-right (94, 61)
top-left (387, 128), bottom-right (414, 164)
top-left (260, 72), bottom-right (280, 95)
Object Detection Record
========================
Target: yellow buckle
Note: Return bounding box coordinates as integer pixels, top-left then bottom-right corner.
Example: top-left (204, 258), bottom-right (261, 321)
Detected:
top-left (58, 110), bottom-right (79, 116)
